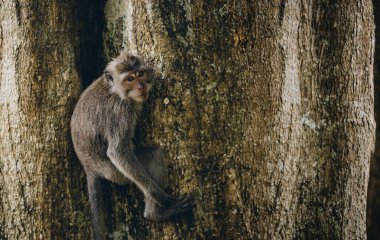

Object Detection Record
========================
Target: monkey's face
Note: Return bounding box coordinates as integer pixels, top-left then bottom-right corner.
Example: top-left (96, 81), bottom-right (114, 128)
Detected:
top-left (114, 68), bottom-right (154, 103)
top-left (104, 54), bottom-right (155, 102)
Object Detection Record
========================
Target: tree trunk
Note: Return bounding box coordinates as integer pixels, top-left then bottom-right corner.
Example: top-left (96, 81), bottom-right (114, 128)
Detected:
top-left (367, 0), bottom-right (380, 239)
top-left (0, 1), bottom-right (375, 239)
top-left (0, 1), bottom-right (89, 239)
top-left (103, 1), bottom-right (375, 239)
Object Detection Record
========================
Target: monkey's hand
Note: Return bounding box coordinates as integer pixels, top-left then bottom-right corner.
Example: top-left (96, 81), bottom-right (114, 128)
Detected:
top-left (145, 193), bottom-right (195, 221)
top-left (164, 193), bottom-right (194, 208)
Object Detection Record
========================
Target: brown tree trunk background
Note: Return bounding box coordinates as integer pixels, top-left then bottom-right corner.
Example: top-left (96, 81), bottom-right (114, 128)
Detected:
top-left (0, 1), bottom-right (376, 240)
top-left (0, 1), bottom-right (90, 239)
top-left (103, 1), bottom-right (374, 239)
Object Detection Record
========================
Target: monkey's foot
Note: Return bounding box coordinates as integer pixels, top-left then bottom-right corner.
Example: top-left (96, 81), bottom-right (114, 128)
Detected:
top-left (144, 194), bottom-right (195, 221)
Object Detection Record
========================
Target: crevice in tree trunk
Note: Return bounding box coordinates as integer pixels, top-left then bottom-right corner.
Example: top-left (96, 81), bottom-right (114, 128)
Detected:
top-left (77, 0), bottom-right (106, 88)
top-left (367, 1), bottom-right (380, 239)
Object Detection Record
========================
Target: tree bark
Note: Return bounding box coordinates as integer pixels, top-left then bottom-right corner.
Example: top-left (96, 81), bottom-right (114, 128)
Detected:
top-left (0, 1), bottom-right (375, 239)
top-left (0, 1), bottom-right (89, 239)
top-left (103, 1), bottom-right (375, 239)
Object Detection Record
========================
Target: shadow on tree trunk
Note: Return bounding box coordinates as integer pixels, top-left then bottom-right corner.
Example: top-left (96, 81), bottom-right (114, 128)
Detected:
top-left (367, 1), bottom-right (380, 239)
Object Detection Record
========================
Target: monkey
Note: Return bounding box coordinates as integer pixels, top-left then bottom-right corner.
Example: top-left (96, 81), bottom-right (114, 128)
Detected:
top-left (70, 52), bottom-right (195, 240)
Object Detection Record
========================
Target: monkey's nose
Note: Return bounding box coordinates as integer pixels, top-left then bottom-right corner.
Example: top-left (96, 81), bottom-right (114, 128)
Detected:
top-left (137, 83), bottom-right (144, 91)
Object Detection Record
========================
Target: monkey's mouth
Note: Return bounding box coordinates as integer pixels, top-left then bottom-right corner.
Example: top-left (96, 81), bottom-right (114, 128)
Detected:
top-left (138, 92), bottom-right (148, 99)
top-left (127, 89), bottom-right (149, 102)
top-left (132, 93), bottom-right (148, 102)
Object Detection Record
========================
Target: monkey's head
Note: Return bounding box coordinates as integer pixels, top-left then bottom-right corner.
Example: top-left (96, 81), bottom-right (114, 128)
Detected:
top-left (104, 53), bottom-right (155, 103)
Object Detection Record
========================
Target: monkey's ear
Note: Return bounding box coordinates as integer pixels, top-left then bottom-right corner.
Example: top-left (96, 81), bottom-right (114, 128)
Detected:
top-left (104, 70), bottom-right (113, 83)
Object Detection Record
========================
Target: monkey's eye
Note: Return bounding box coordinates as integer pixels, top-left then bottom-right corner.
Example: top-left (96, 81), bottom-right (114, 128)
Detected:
top-left (137, 71), bottom-right (145, 77)
top-left (126, 76), bottom-right (135, 82)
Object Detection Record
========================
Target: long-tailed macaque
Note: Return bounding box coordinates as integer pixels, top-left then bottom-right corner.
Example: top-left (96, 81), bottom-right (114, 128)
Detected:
top-left (71, 53), bottom-right (194, 240)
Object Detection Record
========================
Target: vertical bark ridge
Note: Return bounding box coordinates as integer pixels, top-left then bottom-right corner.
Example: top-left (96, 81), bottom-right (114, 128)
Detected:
top-left (297, 1), bottom-right (374, 239)
top-left (1, 2), bottom-right (32, 238)
top-left (0, 1), bottom-right (87, 239)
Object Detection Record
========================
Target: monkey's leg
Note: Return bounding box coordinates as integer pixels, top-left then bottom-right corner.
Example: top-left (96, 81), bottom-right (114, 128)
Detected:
top-left (137, 147), bottom-right (194, 221)
top-left (137, 147), bottom-right (169, 188)
top-left (86, 172), bottom-right (108, 240)
top-left (107, 143), bottom-right (194, 219)
top-left (137, 147), bottom-right (168, 219)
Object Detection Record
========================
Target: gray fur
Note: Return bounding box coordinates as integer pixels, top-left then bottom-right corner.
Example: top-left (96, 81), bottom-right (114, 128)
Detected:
top-left (71, 53), bottom-right (194, 240)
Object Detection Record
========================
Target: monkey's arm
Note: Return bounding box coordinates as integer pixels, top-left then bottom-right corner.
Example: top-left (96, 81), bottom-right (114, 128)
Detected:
top-left (106, 142), bottom-right (173, 206)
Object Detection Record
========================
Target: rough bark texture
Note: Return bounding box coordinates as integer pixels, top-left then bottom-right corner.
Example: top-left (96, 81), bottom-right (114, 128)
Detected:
top-left (367, 1), bottom-right (380, 239)
top-left (0, 1), bottom-right (90, 239)
top-left (0, 1), bottom-right (375, 239)
top-left (102, 1), bottom-right (375, 239)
